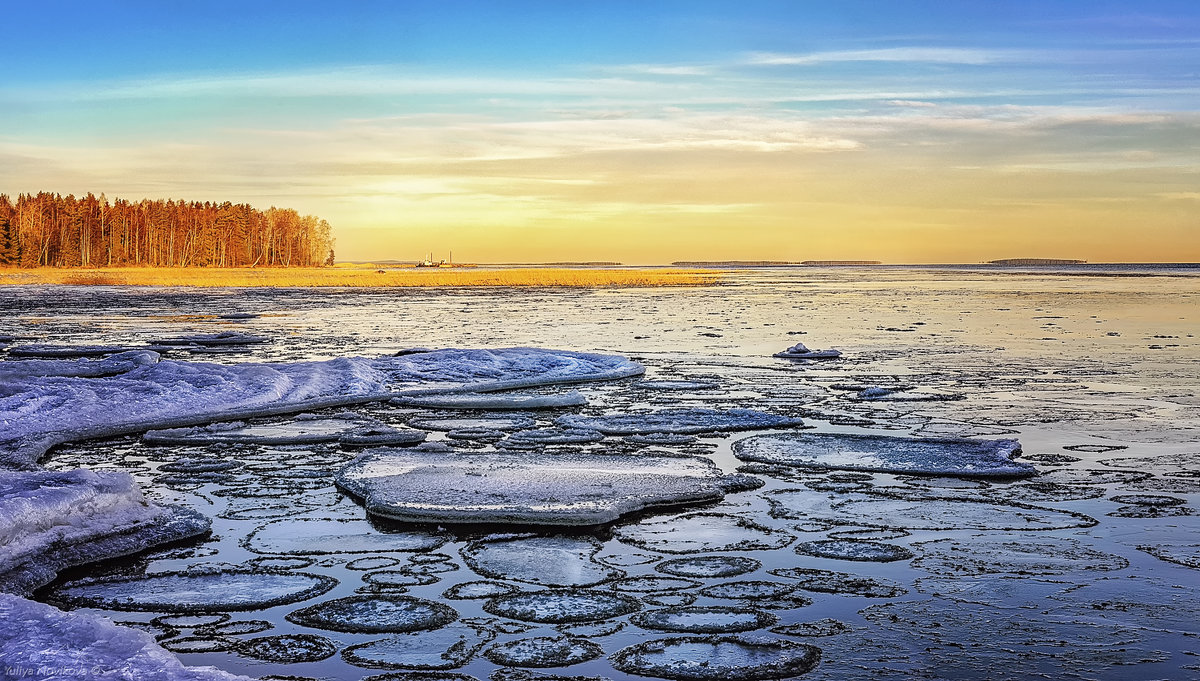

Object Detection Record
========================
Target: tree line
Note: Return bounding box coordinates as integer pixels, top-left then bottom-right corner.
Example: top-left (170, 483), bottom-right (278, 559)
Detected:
top-left (0, 192), bottom-right (334, 268)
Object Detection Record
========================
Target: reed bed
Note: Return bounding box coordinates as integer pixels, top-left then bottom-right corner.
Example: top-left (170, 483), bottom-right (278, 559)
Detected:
top-left (0, 267), bottom-right (722, 288)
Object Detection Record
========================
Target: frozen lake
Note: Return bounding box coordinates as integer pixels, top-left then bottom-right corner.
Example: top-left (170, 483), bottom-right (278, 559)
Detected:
top-left (2, 265), bottom-right (1198, 680)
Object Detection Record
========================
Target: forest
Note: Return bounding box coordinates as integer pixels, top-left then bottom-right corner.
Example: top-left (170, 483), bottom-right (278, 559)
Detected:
top-left (0, 192), bottom-right (334, 268)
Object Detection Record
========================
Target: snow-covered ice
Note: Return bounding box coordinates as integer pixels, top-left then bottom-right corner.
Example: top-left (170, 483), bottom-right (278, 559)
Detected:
top-left (286, 594), bottom-right (458, 633)
top-left (48, 569), bottom-right (337, 612)
top-left (244, 517), bottom-right (447, 555)
top-left (555, 408), bottom-right (800, 434)
top-left (732, 432), bottom-right (1032, 478)
top-left (610, 635), bottom-right (821, 681)
top-left (393, 390), bottom-right (587, 410)
top-left (631, 606), bottom-right (778, 634)
top-left (0, 469), bottom-right (210, 595)
top-left (482, 589), bottom-right (640, 623)
top-left (342, 622), bottom-right (494, 670)
top-left (0, 593), bottom-right (254, 680)
top-left (0, 348), bottom-right (642, 467)
top-left (336, 449), bottom-right (758, 526)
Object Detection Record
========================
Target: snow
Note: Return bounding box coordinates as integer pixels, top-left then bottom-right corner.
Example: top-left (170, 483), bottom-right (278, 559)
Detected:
top-left (0, 470), bottom-right (210, 595)
top-left (0, 593), bottom-right (253, 681)
top-left (336, 449), bottom-right (756, 526)
top-left (0, 348), bottom-right (643, 467)
top-left (732, 432), bottom-right (1032, 478)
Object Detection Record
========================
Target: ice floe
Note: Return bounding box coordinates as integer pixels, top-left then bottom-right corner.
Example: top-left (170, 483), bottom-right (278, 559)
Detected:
top-left (343, 623), bottom-right (494, 670)
top-left (912, 534), bottom-right (1129, 576)
top-left (732, 432), bottom-right (1031, 478)
top-left (150, 331), bottom-right (270, 346)
top-left (1136, 543), bottom-right (1200, 569)
top-left (0, 469), bottom-right (210, 595)
top-left (238, 633), bottom-right (338, 663)
top-left (48, 569), bottom-right (337, 613)
top-left (494, 428), bottom-right (605, 449)
top-left (556, 408), bottom-right (799, 435)
top-left (0, 593), bottom-right (253, 680)
top-left (244, 518), bottom-right (447, 555)
top-left (483, 589), bottom-right (640, 623)
top-left (631, 606), bottom-right (778, 634)
top-left (768, 567), bottom-right (908, 598)
top-left (770, 618), bottom-right (850, 638)
top-left (610, 635), bottom-right (821, 681)
top-left (0, 350), bottom-right (159, 379)
top-left (793, 539), bottom-right (914, 563)
top-left (461, 536), bottom-right (623, 587)
top-left (407, 415), bottom-right (537, 431)
top-left (286, 594), bottom-right (458, 633)
top-left (143, 412), bottom-right (424, 447)
top-left (764, 489), bottom-right (1096, 530)
top-left (614, 513), bottom-right (795, 554)
top-left (1, 347), bottom-right (642, 467)
top-left (637, 380), bottom-right (721, 390)
top-left (336, 450), bottom-right (757, 526)
top-left (483, 636), bottom-right (603, 668)
top-left (7, 344), bottom-right (130, 358)
top-left (393, 391), bottom-right (587, 410)
top-left (656, 556), bottom-right (761, 579)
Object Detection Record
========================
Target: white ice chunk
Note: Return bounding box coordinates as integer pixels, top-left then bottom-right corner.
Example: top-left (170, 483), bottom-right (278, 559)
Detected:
top-left (0, 470), bottom-right (210, 595)
top-left (773, 342), bottom-right (842, 359)
top-left (733, 432), bottom-right (1032, 478)
top-left (0, 593), bottom-right (253, 680)
top-left (336, 449), bottom-right (755, 526)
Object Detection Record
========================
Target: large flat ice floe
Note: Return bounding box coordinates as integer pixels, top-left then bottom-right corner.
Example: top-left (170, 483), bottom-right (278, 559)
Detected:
top-left (0, 593), bottom-right (253, 680)
top-left (0, 470), bottom-right (210, 595)
top-left (336, 449), bottom-right (760, 526)
top-left (732, 432), bottom-right (1032, 478)
top-left (0, 348), bottom-right (643, 467)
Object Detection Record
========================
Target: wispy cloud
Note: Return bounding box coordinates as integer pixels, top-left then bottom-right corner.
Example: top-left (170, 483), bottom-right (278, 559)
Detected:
top-left (744, 47), bottom-right (1025, 66)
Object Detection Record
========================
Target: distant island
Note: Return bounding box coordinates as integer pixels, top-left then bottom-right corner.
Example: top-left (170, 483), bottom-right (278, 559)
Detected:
top-left (987, 258), bottom-right (1087, 266)
top-left (673, 260), bottom-right (881, 267)
top-left (0, 191), bottom-right (334, 268)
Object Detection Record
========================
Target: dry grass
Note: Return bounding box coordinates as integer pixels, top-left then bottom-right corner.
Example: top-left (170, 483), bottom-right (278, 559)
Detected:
top-left (0, 266), bottom-right (722, 288)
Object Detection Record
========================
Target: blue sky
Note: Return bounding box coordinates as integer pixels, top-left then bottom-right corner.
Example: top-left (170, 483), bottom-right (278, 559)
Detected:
top-left (2, 1), bottom-right (1198, 262)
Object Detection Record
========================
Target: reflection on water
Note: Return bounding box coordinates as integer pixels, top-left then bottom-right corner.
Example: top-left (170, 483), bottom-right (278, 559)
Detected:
top-left (5, 265), bottom-right (1199, 680)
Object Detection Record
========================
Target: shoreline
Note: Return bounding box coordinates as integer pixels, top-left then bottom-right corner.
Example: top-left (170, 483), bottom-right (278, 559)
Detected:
top-left (0, 267), bottom-right (722, 288)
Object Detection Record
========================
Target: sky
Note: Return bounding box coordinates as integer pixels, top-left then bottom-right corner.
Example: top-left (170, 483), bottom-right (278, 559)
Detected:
top-left (1, 1), bottom-right (1198, 264)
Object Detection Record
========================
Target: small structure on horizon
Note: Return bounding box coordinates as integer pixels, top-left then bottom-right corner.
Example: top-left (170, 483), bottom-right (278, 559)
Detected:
top-left (987, 258), bottom-right (1086, 266)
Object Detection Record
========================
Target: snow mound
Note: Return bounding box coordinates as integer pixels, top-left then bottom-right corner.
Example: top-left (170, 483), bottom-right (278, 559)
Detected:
top-left (0, 347), bottom-right (642, 467)
top-left (393, 390), bottom-right (587, 410)
top-left (336, 449), bottom-right (754, 526)
top-left (0, 469), bottom-right (210, 595)
top-left (556, 408), bottom-right (800, 435)
top-left (0, 593), bottom-right (253, 680)
top-left (732, 432), bottom-right (1031, 478)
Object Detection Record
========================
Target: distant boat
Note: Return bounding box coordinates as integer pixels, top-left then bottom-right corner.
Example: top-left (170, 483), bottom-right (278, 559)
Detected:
top-left (415, 251), bottom-right (460, 268)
